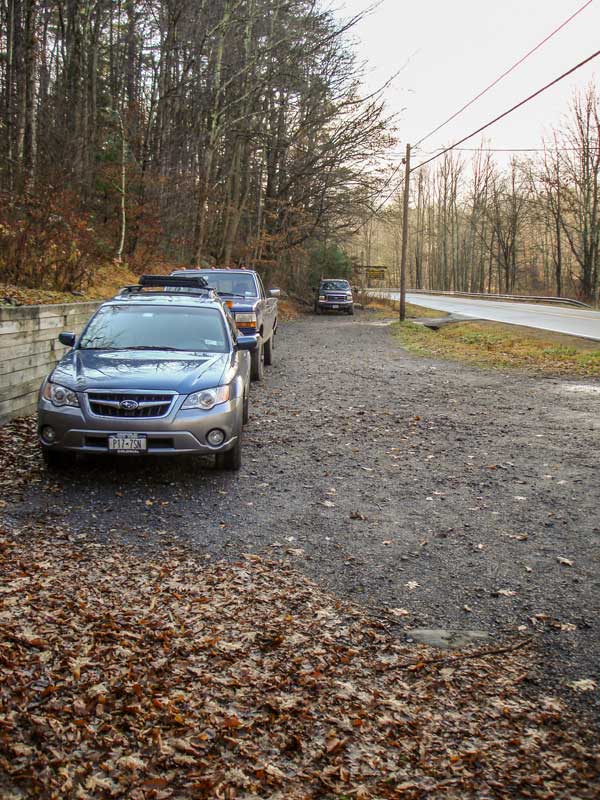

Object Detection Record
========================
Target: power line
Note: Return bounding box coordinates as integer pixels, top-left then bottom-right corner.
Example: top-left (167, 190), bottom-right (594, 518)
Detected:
top-left (448, 146), bottom-right (595, 152)
top-left (414, 0), bottom-right (595, 148)
top-left (413, 48), bottom-right (600, 171)
top-left (388, 146), bottom-right (597, 156)
top-left (366, 48), bottom-right (600, 220)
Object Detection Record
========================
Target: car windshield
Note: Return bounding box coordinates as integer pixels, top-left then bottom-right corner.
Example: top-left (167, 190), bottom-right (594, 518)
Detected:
top-left (79, 305), bottom-right (229, 352)
top-left (191, 271), bottom-right (258, 298)
top-left (321, 280), bottom-right (350, 291)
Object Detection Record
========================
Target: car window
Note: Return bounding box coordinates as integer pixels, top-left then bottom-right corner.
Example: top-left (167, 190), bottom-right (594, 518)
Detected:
top-left (256, 274), bottom-right (266, 299)
top-left (79, 305), bottom-right (229, 353)
top-left (192, 271), bottom-right (258, 298)
top-left (321, 280), bottom-right (350, 291)
top-left (224, 308), bottom-right (238, 342)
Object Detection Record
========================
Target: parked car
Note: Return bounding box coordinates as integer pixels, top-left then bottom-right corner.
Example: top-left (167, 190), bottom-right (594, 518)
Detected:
top-left (314, 279), bottom-right (354, 315)
top-left (171, 269), bottom-right (279, 381)
top-left (37, 275), bottom-right (257, 471)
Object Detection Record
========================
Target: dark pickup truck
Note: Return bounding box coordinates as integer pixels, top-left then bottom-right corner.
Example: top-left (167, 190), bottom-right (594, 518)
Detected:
top-left (171, 269), bottom-right (279, 381)
top-left (314, 278), bottom-right (354, 315)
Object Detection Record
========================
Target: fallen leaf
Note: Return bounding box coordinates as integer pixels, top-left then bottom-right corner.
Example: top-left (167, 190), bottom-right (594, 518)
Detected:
top-left (568, 679), bottom-right (597, 693)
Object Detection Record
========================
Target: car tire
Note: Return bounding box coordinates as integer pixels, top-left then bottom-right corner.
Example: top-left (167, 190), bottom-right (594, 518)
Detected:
top-left (41, 448), bottom-right (73, 469)
top-left (215, 435), bottom-right (242, 471)
top-left (348, 305), bottom-right (354, 315)
top-left (250, 341), bottom-right (264, 381)
top-left (242, 390), bottom-right (249, 425)
top-left (263, 334), bottom-right (274, 366)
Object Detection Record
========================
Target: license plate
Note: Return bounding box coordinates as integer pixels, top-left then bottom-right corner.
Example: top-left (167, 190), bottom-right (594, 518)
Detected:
top-left (108, 433), bottom-right (147, 453)
top-left (331, 304), bottom-right (339, 309)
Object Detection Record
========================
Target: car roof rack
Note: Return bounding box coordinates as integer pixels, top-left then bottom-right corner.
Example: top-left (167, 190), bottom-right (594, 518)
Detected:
top-left (117, 274), bottom-right (216, 298)
top-left (139, 274), bottom-right (209, 288)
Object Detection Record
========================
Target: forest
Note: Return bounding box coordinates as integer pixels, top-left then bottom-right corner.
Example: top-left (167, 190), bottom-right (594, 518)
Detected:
top-left (0, 0), bottom-right (391, 293)
top-left (352, 84), bottom-right (600, 304)
top-left (1, 1), bottom-right (598, 303)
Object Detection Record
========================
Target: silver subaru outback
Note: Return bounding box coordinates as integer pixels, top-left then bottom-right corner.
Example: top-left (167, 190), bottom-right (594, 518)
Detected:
top-left (37, 275), bottom-right (258, 470)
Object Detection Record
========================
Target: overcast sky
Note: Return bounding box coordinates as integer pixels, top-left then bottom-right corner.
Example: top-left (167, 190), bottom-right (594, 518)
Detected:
top-left (337, 0), bottom-right (599, 162)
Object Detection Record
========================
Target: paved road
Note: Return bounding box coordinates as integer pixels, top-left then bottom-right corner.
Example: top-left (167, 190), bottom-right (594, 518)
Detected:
top-left (377, 291), bottom-right (600, 341)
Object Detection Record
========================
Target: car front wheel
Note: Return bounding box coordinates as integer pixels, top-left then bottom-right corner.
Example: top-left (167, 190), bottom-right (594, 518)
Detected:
top-left (263, 334), bottom-right (274, 366)
top-left (250, 341), bottom-right (264, 381)
top-left (242, 390), bottom-right (249, 424)
top-left (215, 436), bottom-right (242, 471)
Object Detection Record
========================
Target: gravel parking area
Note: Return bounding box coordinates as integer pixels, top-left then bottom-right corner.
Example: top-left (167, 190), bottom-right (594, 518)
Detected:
top-left (2, 310), bottom-right (599, 725)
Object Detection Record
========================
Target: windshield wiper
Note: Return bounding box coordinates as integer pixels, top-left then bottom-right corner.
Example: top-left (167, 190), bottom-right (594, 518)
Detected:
top-left (119, 345), bottom-right (185, 351)
top-left (215, 291), bottom-right (255, 299)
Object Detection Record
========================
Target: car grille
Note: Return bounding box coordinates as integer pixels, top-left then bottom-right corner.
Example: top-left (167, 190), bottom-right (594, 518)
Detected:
top-left (326, 294), bottom-right (348, 302)
top-left (87, 392), bottom-right (175, 418)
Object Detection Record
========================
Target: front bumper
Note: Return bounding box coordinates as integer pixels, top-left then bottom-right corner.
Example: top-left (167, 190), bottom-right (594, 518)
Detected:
top-left (317, 300), bottom-right (353, 310)
top-left (37, 394), bottom-right (243, 456)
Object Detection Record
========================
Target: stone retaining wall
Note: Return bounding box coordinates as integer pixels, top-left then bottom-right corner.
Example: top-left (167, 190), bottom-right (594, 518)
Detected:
top-left (0, 302), bottom-right (100, 425)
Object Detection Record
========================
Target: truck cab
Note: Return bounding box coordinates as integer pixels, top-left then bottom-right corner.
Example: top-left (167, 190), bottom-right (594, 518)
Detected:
top-left (171, 269), bottom-right (279, 381)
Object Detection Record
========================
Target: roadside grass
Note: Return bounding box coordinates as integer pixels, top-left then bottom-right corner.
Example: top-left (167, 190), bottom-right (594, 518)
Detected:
top-left (392, 319), bottom-right (600, 377)
top-left (366, 297), bottom-right (448, 319)
top-left (405, 301), bottom-right (448, 319)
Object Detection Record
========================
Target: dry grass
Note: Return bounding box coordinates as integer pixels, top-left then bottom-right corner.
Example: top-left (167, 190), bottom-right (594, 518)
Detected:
top-left (0, 264), bottom-right (140, 306)
top-left (392, 319), bottom-right (600, 377)
top-left (276, 298), bottom-right (306, 321)
top-left (368, 299), bottom-right (448, 320)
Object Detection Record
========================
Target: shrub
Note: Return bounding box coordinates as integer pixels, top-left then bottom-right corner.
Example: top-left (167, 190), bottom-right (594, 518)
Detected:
top-left (0, 191), bottom-right (101, 291)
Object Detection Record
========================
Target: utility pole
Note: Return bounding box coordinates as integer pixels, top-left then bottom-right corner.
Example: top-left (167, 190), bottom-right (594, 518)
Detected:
top-left (399, 142), bottom-right (411, 321)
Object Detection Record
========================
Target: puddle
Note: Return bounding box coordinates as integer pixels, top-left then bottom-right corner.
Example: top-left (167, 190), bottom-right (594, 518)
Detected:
top-left (562, 384), bottom-right (600, 395)
top-left (408, 629), bottom-right (490, 649)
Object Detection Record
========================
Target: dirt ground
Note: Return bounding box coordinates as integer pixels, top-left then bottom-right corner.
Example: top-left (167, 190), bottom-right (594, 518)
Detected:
top-left (2, 309), bottom-right (599, 728)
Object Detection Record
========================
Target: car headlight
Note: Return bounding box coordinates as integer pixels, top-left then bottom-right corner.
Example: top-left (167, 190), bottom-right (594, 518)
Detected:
top-left (346, 292), bottom-right (353, 299)
top-left (182, 386), bottom-right (230, 410)
top-left (319, 295), bottom-right (326, 301)
top-left (235, 312), bottom-right (257, 327)
top-left (42, 382), bottom-right (80, 407)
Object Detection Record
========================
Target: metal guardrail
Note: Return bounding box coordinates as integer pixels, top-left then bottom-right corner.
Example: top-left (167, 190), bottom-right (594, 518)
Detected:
top-left (372, 288), bottom-right (592, 309)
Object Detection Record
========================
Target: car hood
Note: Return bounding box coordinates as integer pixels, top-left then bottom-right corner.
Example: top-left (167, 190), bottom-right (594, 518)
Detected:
top-left (51, 350), bottom-right (230, 393)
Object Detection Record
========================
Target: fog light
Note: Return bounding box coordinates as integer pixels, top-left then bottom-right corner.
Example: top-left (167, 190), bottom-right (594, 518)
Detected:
top-left (207, 429), bottom-right (226, 446)
top-left (41, 426), bottom-right (56, 443)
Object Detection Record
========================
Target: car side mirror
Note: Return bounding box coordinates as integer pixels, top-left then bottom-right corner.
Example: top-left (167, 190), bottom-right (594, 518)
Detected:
top-left (58, 332), bottom-right (76, 347)
top-left (236, 335), bottom-right (259, 352)
top-left (269, 288), bottom-right (281, 298)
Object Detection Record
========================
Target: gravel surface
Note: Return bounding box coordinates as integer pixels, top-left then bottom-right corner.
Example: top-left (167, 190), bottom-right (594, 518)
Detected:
top-left (3, 310), bottom-right (600, 726)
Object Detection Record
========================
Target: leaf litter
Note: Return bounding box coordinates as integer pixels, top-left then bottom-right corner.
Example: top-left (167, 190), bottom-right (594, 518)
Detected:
top-left (1, 528), bottom-right (599, 799)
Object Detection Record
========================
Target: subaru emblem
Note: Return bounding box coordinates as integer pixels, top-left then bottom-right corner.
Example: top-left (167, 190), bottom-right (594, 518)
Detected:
top-left (120, 399), bottom-right (139, 410)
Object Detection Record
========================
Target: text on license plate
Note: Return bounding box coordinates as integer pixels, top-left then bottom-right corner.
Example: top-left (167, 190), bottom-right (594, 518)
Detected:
top-left (331, 304), bottom-right (339, 309)
top-left (108, 433), bottom-right (147, 452)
